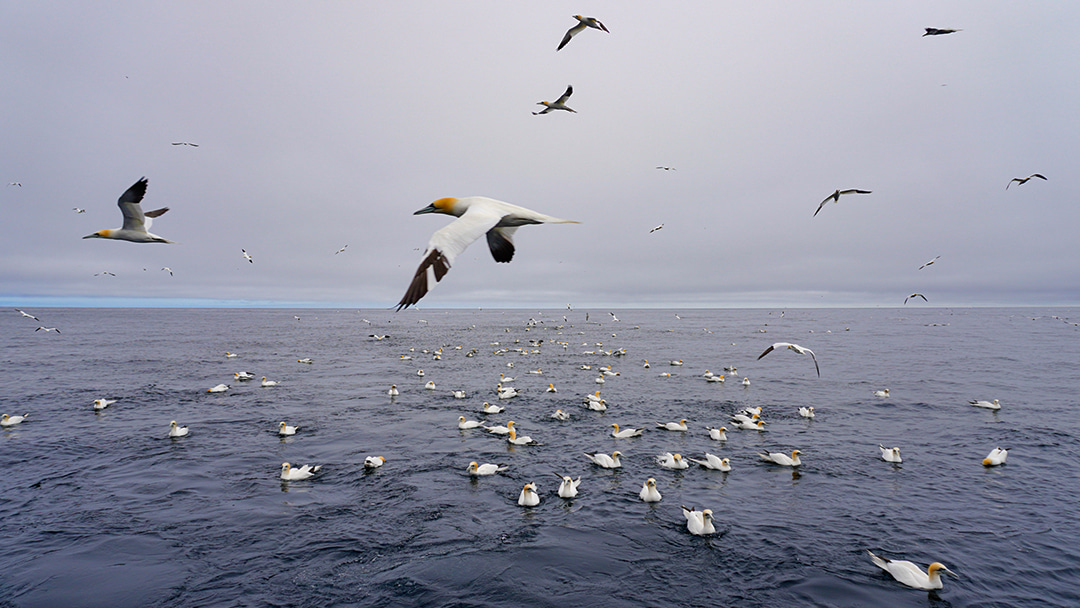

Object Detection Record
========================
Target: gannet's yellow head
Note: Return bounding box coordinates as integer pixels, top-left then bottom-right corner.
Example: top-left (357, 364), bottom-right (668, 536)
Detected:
top-left (281, 462), bottom-right (291, 471)
top-left (927, 563), bottom-right (956, 577)
top-left (680, 419), bottom-right (687, 425)
top-left (468, 461), bottom-right (478, 471)
top-left (507, 420), bottom-right (515, 428)
top-left (415, 198), bottom-right (458, 215)
top-left (279, 422), bottom-right (286, 429)
top-left (170, 420), bottom-right (177, 427)
top-left (83, 229), bottom-right (112, 239)
top-left (612, 451), bottom-right (622, 458)
top-left (611, 424), bottom-right (619, 431)
top-left (702, 509), bottom-right (713, 519)
top-left (646, 478), bottom-right (656, 487)
top-left (792, 450), bottom-right (801, 457)
top-left (673, 454), bottom-right (682, 461)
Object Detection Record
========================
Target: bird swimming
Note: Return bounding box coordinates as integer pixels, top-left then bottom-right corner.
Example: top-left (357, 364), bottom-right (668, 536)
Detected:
top-left (555, 474), bottom-right (582, 498)
top-left (639, 478), bottom-right (662, 502)
top-left (969, 399), bottom-right (1000, 410)
top-left (278, 421), bottom-right (299, 436)
top-left (687, 453), bottom-right (729, 471)
top-left (681, 506), bottom-right (716, 536)
top-left (799, 406), bottom-right (815, 418)
top-left (707, 426), bottom-right (728, 441)
top-left (759, 450), bottom-right (801, 466)
top-left (657, 452), bottom-right (688, 469)
top-left (533, 85), bottom-right (577, 114)
top-left (879, 445), bottom-right (902, 463)
top-left (83, 178), bottom-right (175, 243)
top-left (208, 384), bottom-right (229, 393)
top-left (814, 189), bottom-right (872, 217)
top-left (611, 423), bottom-right (644, 438)
top-left (1006, 173), bottom-right (1047, 189)
top-left (396, 197), bottom-right (579, 310)
top-left (584, 451), bottom-right (622, 468)
top-left (868, 550), bottom-right (956, 590)
top-left (1, 413), bottom-right (28, 427)
top-left (874, 389), bottom-right (890, 397)
top-left (261, 377), bottom-right (278, 387)
top-left (280, 462), bottom-right (321, 481)
top-left (656, 419), bottom-right (688, 432)
top-left (467, 461), bottom-right (508, 476)
top-left (983, 447), bottom-right (1008, 466)
top-left (517, 483), bottom-right (540, 506)
top-left (757, 342), bottom-right (820, 377)
top-left (551, 409), bottom-right (570, 421)
top-left (93, 398), bottom-right (116, 410)
top-left (168, 420), bottom-right (188, 437)
top-left (557, 15), bottom-right (608, 51)
top-left (364, 456), bottom-right (386, 469)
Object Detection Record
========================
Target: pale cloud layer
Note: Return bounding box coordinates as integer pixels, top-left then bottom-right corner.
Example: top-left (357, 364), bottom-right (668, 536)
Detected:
top-left (2, 2), bottom-right (1078, 308)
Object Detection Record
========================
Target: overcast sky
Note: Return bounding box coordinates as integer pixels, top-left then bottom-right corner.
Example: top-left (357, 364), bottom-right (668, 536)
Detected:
top-left (2, 2), bottom-right (1078, 309)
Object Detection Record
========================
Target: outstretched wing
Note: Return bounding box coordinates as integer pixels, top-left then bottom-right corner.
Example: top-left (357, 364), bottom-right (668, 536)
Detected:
top-left (397, 206), bottom-right (505, 310)
top-left (555, 85), bottom-right (574, 104)
top-left (118, 177), bottom-right (149, 232)
top-left (557, 23), bottom-right (585, 51)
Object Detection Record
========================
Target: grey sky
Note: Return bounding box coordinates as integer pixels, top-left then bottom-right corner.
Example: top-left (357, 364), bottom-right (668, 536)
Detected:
top-left (2, 2), bottom-right (1078, 308)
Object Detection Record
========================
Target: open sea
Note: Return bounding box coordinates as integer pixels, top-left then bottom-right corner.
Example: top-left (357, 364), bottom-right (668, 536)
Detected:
top-left (1, 307), bottom-right (1078, 608)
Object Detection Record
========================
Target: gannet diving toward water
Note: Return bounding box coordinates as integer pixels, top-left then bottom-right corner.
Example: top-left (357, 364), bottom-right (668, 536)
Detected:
top-left (533, 85), bottom-right (576, 114)
top-left (557, 15), bottom-right (609, 51)
top-left (83, 178), bottom-right (176, 243)
top-left (396, 197), bottom-right (579, 310)
top-left (757, 342), bottom-right (820, 377)
top-left (814, 189), bottom-right (872, 217)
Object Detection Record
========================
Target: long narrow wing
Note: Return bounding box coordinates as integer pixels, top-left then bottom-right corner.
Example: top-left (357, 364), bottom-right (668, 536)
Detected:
top-left (555, 85), bottom-right (574, 104)
top-left (486, 227), bottom-right (519, 263)
top-left (397, 206), bottom-right (505, 310)
top-left (118, 177), bottom-right (149, 232)
top-left (557, 24), bottom-right (585, 51)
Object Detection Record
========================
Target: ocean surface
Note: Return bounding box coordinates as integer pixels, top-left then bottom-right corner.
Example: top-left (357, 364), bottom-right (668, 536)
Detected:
top-left (1, 307), bottom-right (1078, 608)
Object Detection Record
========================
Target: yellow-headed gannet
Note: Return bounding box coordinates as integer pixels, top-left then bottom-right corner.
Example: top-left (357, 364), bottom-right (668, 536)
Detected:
top-left (397, 197), bottom-right (578, 310)
top-left (1, 413), bottom-right (28, 426)
top-left (799, 406), bottom-right (815, 418)
top-left (760, 450), bottom-right (801, 466)
top-left (364, 456), bottom-right (386, 469)
top-left (533, 85), bottom-right (577, 114)
top-left (814, 189), bottom-right (872, 217)
top-left (278, 421), bottom-right (299, 436)
top-left (93, 398), bottom-right (116, 410)
top-left (168, 420), bottom-right (188, 437)
top-left (584, 451), bottom-right (622, 468)
top-left (207, 384), bottom-right (229, 393)
top-left (83, 178), bottom-right (175, 243)
top-left (969, 399), bottom-right (1000, 410)
top-left (518, 483), bottom-right (540, 506)
top-left (507, 428), bottom-right (540, 446)
top-left (611, 423), bottom-right (644, 438)
top-left (707, 426), bottom-right (728, 441)
top-left (467, 461), bottom-right (508, 476)
top-left (687, 453), bottom-right (729, 471)
top-left (656, 419), bottom-right (688, 432)
top-left (555, 474), bottom-right (582, 498)
top-left (879, 445), bottom-right (902, 463)
top-left (868, 550), bottom-right (956, 590)
top-left (639, 478), bottom-right (662, 502)
top-left (551, 409), bottom-right (570, 420)
top-left (261, 377), bottom-right (278, 387)
top-left (557, 15), bottom-right (609, 51)
top-left (682, 506), bottom-right (716, 535)
top-left (982, 447), bottom-right (1008, 466)
top-left (457, 416), bottom-right (485, 429)
top-left (757, 342), bottom-right (820, 377)
top-left (280, 462), bottom-right (321, 481)
top-left (656, 453), bottom-right (688, 469)
top-left (874, 389), bottom-right (890, 397)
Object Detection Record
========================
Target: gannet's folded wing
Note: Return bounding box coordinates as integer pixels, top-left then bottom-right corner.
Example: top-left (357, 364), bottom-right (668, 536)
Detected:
top-left (397, 206), bottom-right (504, 310)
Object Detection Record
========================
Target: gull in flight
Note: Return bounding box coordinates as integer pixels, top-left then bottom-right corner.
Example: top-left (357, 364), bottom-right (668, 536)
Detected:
top-left (334, 245), bottom-right (348, 254)
top-left (533, 85), bottom-right (576, 114)
top-left (1006, 173), bottom-right (1047, 189)
top-left (557, 15), bottom-right (608, 51)
top-left (868, 550), bottom-right (957, 590)
top-left (35, 326), bottom-right (61, 333)
top-left (923, 28), bottom-right (961, 36)
top-left (94, 271), bottom-right (116, 276)
top-left (83, 177), bottom-right (175, 243)
top-left (161, 267), bottom-right (173, 276)
top-left (73, 207), bottom-right (86, 213)
top-left (757, 342), bottom-right (820, 377)
top-left (649, 224), bottom-right (664, 233)
top-left (396, 197), bottom-right (579, 310)
top-left (814, 189), bottom-right (872, 217)
top-left (171, 142), bottom-right (199, 146)
top-left (15, 309), bottom-right (40, 321)
top-left (904, 293), bottom-right (928, 305)
top-left (655, 166), bottom-right (676, 171)
top-left (241, 249), bottom-right (253, 263)
top-left (918, 256), bottom-right (941, 270)
top-left (8, 182), bottom-right (21, 187)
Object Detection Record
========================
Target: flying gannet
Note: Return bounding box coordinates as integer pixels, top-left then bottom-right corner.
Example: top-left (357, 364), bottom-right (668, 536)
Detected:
top-left (904, 293), bottom-right (928, 305)
top-left (83, 178), bottom-right (175, 243)
top-left (757, 342), bottom-right (820, 377)
top-left (918, 256), bottom-right (941, 270)
top-left (814, 189), bottom-right (872, 217)
top-left (1006, 173), bottom-right (1047, 189)
top-left (533, 85), bottom-right (576, 114)
top-left (16, 309), bottom-right (40, 321)
top-left (396, 197), bottom-right (578, 310)
top-left (557, 15), bottom-right (609, 51)
top-left (923, 28), bottom-right (961, 37)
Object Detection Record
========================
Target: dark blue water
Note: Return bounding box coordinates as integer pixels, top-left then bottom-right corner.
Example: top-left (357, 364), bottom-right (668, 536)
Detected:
top-left (2, 308), bottom-right (1078, 607)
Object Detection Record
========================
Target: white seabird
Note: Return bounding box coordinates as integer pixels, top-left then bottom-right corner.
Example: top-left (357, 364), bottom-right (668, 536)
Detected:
top-left (874, 389), bottom-right (890, 398)
top-left (83, 177), bottom-right (176, 243)
top-left (457, 416), bottom-right (485, 430)
top-left (557, 15), bottom-right (609, 51)
top-left (280, 462), bottom-right (321, 481)
top-left (551, 409), bottom-right (570, 421)
top-left (387, 384), bottom-right (399, 396)
top-left (396, 197), bottom-right (579, 310)
top-left (517, 483), bottom-right (540, 506)
top-left (656, 452), bottom-right (688, 469)
top-left (168, 420), bottom-right (188, 437)
top-left (969, 399), bottom-right (1000, 410)
top-left (707, 426), bottom-right (728, 441)
top-left (868, 550), bottom-right (957, 590)
top-left (982, 447), bottom-right (1008, 466)
top-left (682, 506), bottom-right (716, 536)
top-left (467, 461), bottom-right (508, 476)
top-left (639, 478), bottom-right (662, 502)
top-left (35, 326), bottom-right (61, 334)
top-left (687, 453), bottom-right (730, 471)
top-left (1, 413), bottom-right (28, 427)
top-left (546, 383), bottom-right (558, 393)
top-left (656, 419), bottom-right (688, 431)
top-left (799, 406), bottom-right (815, 418)
top-left (234, 371), bottom-right (255, 381)
top-left (208, 384), bottom-right (229, 393)
top-left (814, 188), bottom-right (872, 217)
top-left (260, 377), bottom-right (278, 387)
top-left (555, 474), bottom-right (582, 498)
top-left (611, 423), bottom-right (644, 438)
top-left (15, 309), bottom-right (40, 321)
top-left (879, 445), bottom-right (902, 463)
top-left (584, 451), bottom-right (622, 468)
top-left (241, 248), bottom-right (253, 263)
top-left (364, 456), bottom-right (386, 469)
top-left (1006, 173), bottom-right (1047, 189)
top-left (918, 255), bottom-right (941, 270)
top-left (533, 85), bottom-right (577, 114)
top-left (757, 342), bottom-right (820, 377)
top-left (760, 450), bottom-right (802, 466)
top-left (507, 428), bottom-right (540, 446)
top-left (424, 380), bottom-right (436, 390)
top-left (278, 421), bottom-right (299, 436)
top-left (93, 398), bottom-right (116, 410)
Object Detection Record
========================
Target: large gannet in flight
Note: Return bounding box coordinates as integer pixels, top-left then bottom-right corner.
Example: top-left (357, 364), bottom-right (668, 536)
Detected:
top-left (396, 197), bottom-right (579, 310)
top-left (533, 85), bottom-right (576, 114)
top-left (83, 177), bottom-right (175, 243)
top-left (758, 342), bottom-right (820, 376)
top-left (814, 189), bottom-right (872, 217)
top-left (557, 15), bottom-right (609, 51)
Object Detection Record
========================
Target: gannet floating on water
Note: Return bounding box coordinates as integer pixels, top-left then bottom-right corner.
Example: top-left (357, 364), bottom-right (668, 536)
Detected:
top-left (1, 413), bottom-right (28, 427)
top-left (733, 419), bottom-right (766, 431)
top-left (682, 506), bottom-right (716, 536)
top-left (507, 428), bottom-right (540, 446)
top-left (225, 352), bottom-right (238, 358)
top-left (879, 445), bottom-right (902, 463)
top-left (868, 550), bottom-right (957, 590)
top-left (518, 483), bottom-right (540, 506)
top-left (639, 478), bottom-right (662, 502)
top-left (742, 377), bottom-right (751, 386)
top-left (557, 15), bottom-right (608, 51)
top-left (707, 426), bottom-right (728, 441)
top-left (551, 409), bottom-right (570, 421)
top-left (396, 197), bottom-right (579, 310)
top-left (93, 398), bottom-right (117, 410)
top-left (656, 419), bottom-right (688, 431)
top-left (814, 188), bottom-right (872, 217)
top-left (83, 178), bottom-right (176, 243)
top-left (688, 453), bottom-right (729, 471)
top-left (982, 447), bottom-right (1008, 466)
top-left (760, 450), bottom-right (801, 466)
top-left (546, 383), bottom-right (558, 393)
top-left (706, 374), bottom-right (725, 383)
top-left (874, 389), bottom-right (890, 398)
top-left (657, 453), bottom-right (688, 469)
top-left (452, 390), bottom-right (466, 399)
top-left (168, 420), bottom-right (188, 437)
top-left (757, 342), bottom-right (820, 377)
top-left (467, 461), bottom-right (508, 476)
top-left (364, 456), bottom-right (386, 469)
top-left (424, 380), bottom-right (436, 390)
top-left (1006, 173), bottom-right (1047, 189)
top-left (799, 406), bottom-right (815, 418)
top-left (482, 402), bottom-right (506, 415)
top-left (297, 358), bottom-right (313, 364)
top-left (208, 384), bottom-right (229, 393)
top-left (458, 416), bottom-right (485, 429)
top-left (280, 462), bottom-right (321, 481)
top-left (555, 474), bottom-right (582, 498)
top-left (260, 377), bottom-right (278, 387)
top-left (970, 399), bottom-right (1000, 410)
top-left (611, 423), bottom-right (644, 438)
top-left (278, 421), bottom-right (299, 436)
top-left (387, 384), bottom-right (399, 396)
top-left (533, 85), bottom-right (576, 114)
top-left (585, 450), bottom-right (622, 468)
top-left (234, 371), bottom-right (255, 381)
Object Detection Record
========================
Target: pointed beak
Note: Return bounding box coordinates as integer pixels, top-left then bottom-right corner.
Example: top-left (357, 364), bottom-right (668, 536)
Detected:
top-left (413, 204), bottom-right (437, 215)
top-left (82, 233), bottom-right (98, 239)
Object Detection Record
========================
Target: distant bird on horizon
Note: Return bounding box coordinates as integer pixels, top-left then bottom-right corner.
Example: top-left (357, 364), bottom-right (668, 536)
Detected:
top-left (241, 249), bottom-right (253, 263)
top-left (649, 224), bottom-right (664, 233)
top-left (1006, 173), bottom-right (1047, 189)
top-left (923, 28), bottom-right (961, 36)
top-left (335, 245), bottom-right (348, 254)
top-left (7, 182), bottom-right (21, 187)
top-left (918, 256), bottom-right (941, 270)
top-left (94, 271), bottom-right (116, 276)
top-left (35, 326), bottom-right (61, 334)
top-left (15, 309), bottom-right (40, 321)
top-left (171, 142), bottom-right (199, 146)
top-left (533, 85), bottom-right (576, 114)
top-left (83, 177), bottom-right (175, 243)
top-left (814, 189), bottom-right (872, 217)
top-left (655, 166), bottom-right (676, 171)
top-left (396, 197), bottom-right (579, 310)
top-left (757, 342), bottom-right (820, 377)
top-left (905, 293), bottom-right (928, 305)
top-left (73, 207), bottom-right (86, 213)
top-left (557, 15), bottom-right (608, 51)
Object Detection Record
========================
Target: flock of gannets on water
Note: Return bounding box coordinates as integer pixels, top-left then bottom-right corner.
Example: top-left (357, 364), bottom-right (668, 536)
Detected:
top-left (395, 197), bottom-right (579, 310)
